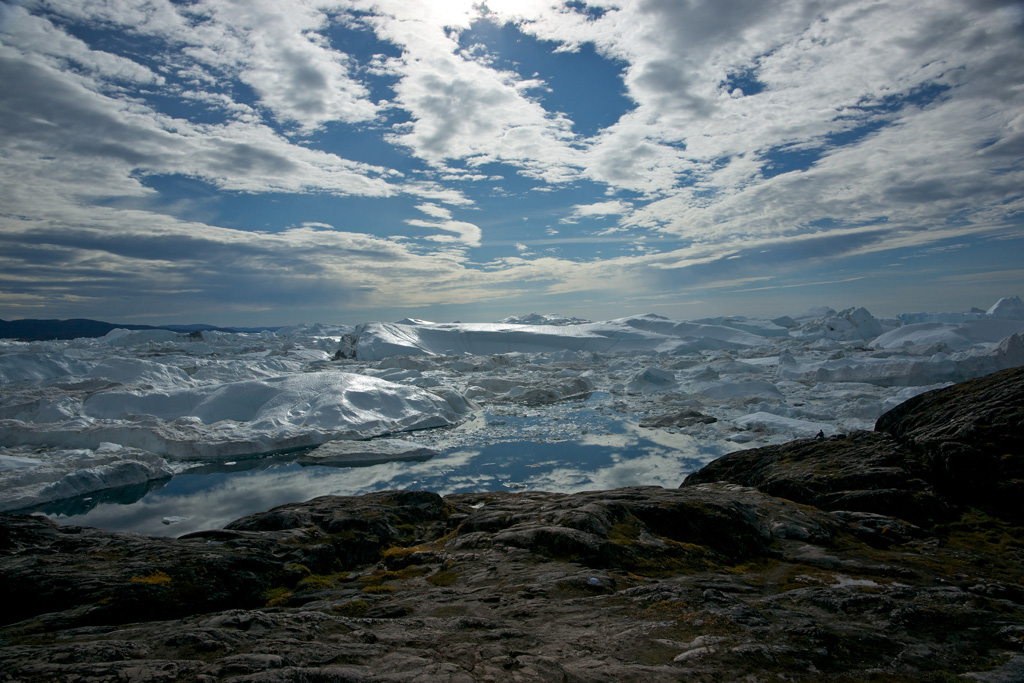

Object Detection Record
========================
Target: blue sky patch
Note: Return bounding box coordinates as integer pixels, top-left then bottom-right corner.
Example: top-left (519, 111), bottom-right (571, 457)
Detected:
top-left (459, 19), bottom-right (633, 136)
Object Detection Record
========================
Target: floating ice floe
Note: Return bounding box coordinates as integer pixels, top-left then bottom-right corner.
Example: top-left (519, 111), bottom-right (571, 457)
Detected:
top-left (297, 438), bottom-right (439, 467)
top-left (464, 375), bottom-right (594, 404)
top-left (626, 367), bottom-right (678, 394)
top-left (696, 380), bottom-right (783, 400)
top-left (0, 443), bottom-right (173, 512)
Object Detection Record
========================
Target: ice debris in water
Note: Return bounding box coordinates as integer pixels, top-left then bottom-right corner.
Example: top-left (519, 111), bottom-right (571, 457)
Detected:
top-left (2, 299), bottom-right (1024, 512)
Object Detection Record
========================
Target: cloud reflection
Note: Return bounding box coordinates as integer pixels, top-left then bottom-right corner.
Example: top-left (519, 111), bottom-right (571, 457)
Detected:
top-left (49, 433), bottom-right (728, 537)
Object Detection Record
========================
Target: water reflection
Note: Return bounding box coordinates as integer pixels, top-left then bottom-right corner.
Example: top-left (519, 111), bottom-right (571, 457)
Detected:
top-left (36, 419), bottom-right (733, 537)
top-left (19, 477), bottom-right (172, 517)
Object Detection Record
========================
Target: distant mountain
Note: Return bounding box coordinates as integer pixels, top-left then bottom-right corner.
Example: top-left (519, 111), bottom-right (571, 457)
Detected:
top-left (0, 318), bottom-right (278, 341)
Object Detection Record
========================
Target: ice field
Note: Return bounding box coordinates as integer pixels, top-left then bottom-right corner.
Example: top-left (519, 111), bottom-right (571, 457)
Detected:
top-left (2, 297), bottom-right (1023, 535)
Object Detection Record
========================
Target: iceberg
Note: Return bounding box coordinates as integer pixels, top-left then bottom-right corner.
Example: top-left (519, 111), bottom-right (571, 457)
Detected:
top-left (497, 313), bottom-right (591, 326)
top-left (870, 322), bottom-right (976, 351)
top-left (792, 307), bottom-right (886, 341)
top-left (0, 444), bottom-right (173, 512)
top-left (0, 352), bottom-right (93, 384)
top-left (352, 314), bottom-right (771, 361)
top-left (1, 373), bottom-right (473, 460)
top-left (626, 367), bottom-right (678, 394)
top-left (987, 295), bottom-right (1024, 319)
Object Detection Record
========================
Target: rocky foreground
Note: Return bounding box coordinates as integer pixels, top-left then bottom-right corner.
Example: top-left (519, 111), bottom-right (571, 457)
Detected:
top-left (2, 369), bottom-right (1023, 682)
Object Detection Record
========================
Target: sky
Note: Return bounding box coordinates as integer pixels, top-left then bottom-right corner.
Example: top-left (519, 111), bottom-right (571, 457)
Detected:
top-left (1, 0), bottom-right (1023, 326)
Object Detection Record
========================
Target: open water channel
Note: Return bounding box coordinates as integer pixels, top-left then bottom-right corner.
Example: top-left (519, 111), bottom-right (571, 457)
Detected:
top-left (22, 394), bottom-right (731, 536)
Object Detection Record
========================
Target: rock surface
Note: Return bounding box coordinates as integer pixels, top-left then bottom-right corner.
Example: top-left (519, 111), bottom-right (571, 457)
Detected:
top-left (688, 365), bottom-right (1024, 523)
top-left (876, 365), bottom-right (1024, 519)
top-left (1, 368), bottom-right (1023, 681)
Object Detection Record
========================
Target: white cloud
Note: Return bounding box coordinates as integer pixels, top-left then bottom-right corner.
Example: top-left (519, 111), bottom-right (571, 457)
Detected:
top-left (365, 3), bottom-right (583, 180)
top-left (403, 181), bottom-right (475, 206)
top-left (386, 50), bottom-right (577, 170)
top-left (27, 0), bottom-right (189, 37)
top-left (0, 42), bottom-right (397, 204)
top-left (184, 0), bottom-right (378, 133)
top-left (0, 5), bottom-right (165, 84)
top-left (414, 203), bottom-right (453, 220)
top-left (34, 0), bottom-right (379, 134)
top-left (405, 219), bottom-right (483, 247)
top-left (560, 199), bottom-right (633, 223)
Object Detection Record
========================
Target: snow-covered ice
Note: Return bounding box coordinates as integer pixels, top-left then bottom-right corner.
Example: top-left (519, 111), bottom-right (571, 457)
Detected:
top-left (0, 372), bottom-right (473, 464)
top-left (987, 295), bottom-right (1024, 319)
top-left (297, 438), bottom-right (439, 467)
top-left (0, 443), bottom-right (174, 512)
top-left (732, 412), bottom-right (836, 439)
top-left (351, 314), bottom-right (771, 361)
top-left (2, 299), bottom-right (1023, 524)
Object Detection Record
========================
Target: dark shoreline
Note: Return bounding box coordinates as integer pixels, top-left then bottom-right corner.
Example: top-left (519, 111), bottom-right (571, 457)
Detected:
top-left (0, 317), bottom-right (278, 341)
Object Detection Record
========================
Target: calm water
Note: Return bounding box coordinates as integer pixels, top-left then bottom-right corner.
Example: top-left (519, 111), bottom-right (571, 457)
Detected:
top-left (26, 402), bottom-right (731, 537)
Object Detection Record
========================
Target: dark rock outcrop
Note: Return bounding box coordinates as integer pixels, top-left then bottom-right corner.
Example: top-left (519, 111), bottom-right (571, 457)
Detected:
top-left (0, 514), bottom-right (288, 629)
top-left (223, 489), bottom-right (455, 571)
top-left (682, 430), bottom-right (950, 525)
top-left (1, 368), bottom-right (1023, 682)
top-left (876, 365), bottom-right (1024, 519)
top-left (684, 365), bottom-right (1024, 523)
